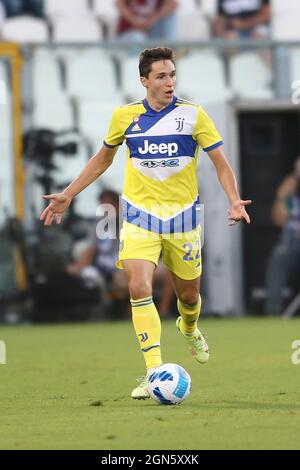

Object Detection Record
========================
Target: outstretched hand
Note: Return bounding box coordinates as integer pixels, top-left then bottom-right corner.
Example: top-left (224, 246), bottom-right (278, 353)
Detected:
top-left (227, 200), bottom-right (252, 226)
top-left (40, 193), bottom-right (72, 226)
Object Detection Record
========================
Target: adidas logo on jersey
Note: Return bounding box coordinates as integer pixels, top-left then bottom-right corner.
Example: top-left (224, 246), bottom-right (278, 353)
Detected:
top-left (132, 124), bottom-right (141, 132)
top-left (138, 140), bottom-right (178, 157)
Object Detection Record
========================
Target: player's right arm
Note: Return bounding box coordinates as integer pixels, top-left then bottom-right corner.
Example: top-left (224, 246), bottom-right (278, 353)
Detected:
top-left (40, 145), bottom-right (118, 226)
top-left (41, 106), bottom-right (126, 227)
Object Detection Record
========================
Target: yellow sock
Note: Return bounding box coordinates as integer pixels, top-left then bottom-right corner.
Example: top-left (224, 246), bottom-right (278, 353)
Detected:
top-left (177, 295), bottom-right (201, 335)
top-left (131, 296), bottom-right (162, 370)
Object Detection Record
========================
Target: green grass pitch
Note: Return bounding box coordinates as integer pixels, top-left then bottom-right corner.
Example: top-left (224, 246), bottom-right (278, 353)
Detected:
top-left (0, 318), bottom-right (299, 450)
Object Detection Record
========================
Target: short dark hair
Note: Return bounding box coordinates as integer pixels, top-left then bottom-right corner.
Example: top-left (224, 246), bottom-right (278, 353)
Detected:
top-left (139, 47), bottom-right (176, 78)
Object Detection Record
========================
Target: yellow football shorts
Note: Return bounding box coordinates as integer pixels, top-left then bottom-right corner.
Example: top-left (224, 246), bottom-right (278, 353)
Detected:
top-left (116, 221), bottom-right (202, 280)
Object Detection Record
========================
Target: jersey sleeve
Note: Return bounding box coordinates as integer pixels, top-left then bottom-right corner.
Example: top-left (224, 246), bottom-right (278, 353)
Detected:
top-left (193, 107), bottom-right (223, 152)
top-left (103, 107), bottom-right (126, 148)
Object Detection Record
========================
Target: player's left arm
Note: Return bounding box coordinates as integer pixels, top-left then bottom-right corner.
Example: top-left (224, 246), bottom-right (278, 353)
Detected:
top-left (208, 146), bottom-right (252, 226)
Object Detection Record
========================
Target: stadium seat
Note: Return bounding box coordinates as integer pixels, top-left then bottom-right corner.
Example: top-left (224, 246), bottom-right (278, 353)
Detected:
top-left (66, 51), bottom-right (119, 100)
top-left (272, 17), bottom-right (300, 41)
top-left (52, 17), bottom-right (103, 43)
top-left (0, 63), bottom-right (14, 224)
top-left (272, 0), bottom-right (300, 41)
top-left (177, 51), bottom-right (231, 104)
top-left (32, 51), bottom-right (64, 100)
top-left (32, 97), bottom-right (74, 131)
top-left (120, 55), bottom-right (145, 102)
top-left (77, 99), bottom-right (122, 141)
top-left (55, 46), bottom-right (89, 61)
top-left (177, 0), bottom-right (199, 14)
top-left (177, 12), bottom-right (210, 41)
top-left (1, 16), bottom-right (49, 43)
top-left (272, 0), bottom-right (300, 16)
top-left (0, 78), bottom-right (5, 106)
top-left (93, 0), bottom-right (119, 39)
top-left (45, 0), bottom-right (91, 18)
top-left (229, 52), bottom-right (273, 100)
top-left (176, 0), bottom-right (211, 40)
top-left (0, 61), bottom-right (8, 106)
top-left (0, 61), bottom-right (12, 134)
top-left (200, 0), bottom-right (218, 18)
top-left (54, 47), bottom-right (84, 69)
top-left (290, 48), bottom-right (300, 83)
top-left (79, 93), bottom-right (127, 196)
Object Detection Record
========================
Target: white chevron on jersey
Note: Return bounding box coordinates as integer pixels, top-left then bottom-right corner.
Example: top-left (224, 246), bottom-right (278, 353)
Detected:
top-left (125, 105), bottom-right (197, 139)
top-left (122, 194), bottom-right (198, 222)
top-left (104, 96), bottom-right (223, 232)
top-left (131, 155), bottom-right (193, 181)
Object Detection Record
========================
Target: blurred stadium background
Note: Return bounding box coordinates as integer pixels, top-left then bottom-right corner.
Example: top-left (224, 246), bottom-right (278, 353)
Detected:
top-left (1, 0), bottom-right (300, 324)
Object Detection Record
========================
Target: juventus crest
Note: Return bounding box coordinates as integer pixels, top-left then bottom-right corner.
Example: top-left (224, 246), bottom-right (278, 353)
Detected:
top-left (175, 118), bottom-right (185, 132)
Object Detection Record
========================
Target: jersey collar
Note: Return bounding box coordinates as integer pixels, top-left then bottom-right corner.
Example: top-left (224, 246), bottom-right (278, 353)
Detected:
top-left (143, 95), bottom-right (177, 115)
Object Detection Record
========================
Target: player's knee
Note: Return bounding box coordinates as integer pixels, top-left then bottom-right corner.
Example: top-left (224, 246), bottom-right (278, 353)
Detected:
top-left (178, 289), bottom-right (199, 306)
top-left (129, 280), bottom-right (152, 300)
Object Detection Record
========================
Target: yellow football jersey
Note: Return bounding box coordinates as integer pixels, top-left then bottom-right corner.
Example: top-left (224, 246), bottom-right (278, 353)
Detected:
top-left (104, 96), bottom-right (222, 233)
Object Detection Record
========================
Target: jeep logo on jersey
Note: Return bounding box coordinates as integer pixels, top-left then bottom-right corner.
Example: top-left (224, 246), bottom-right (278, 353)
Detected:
top-left (138, 140), bottom-right (178, 157)
top-left (140, 159), bottom-right (179, 168)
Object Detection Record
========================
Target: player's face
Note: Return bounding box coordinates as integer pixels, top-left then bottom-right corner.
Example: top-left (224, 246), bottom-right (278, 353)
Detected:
top-left (141, 60), bottom-right (176, 107)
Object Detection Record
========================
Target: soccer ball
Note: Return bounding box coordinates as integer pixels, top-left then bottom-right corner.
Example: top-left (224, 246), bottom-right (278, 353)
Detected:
top-left (147, 363), bottom-right (191, 405)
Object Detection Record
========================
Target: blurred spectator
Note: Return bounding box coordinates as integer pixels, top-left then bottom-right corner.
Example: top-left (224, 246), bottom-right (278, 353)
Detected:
top-left (265, 158), bottom-right (300, 315)
top-left (213, 0), bottom-right (271, 40)
top-left (116, 0), bottom-right (178, 42)
top-left (67, 189), bottom-right (175, 318)
top-left (0, 0), bottom-right (44, 18)
top-left (67, 189), bottom-right (128, 316)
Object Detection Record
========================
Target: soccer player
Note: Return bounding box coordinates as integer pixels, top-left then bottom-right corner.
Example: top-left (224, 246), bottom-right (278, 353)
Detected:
top-left (40, 47), bottom-right (251, 400)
